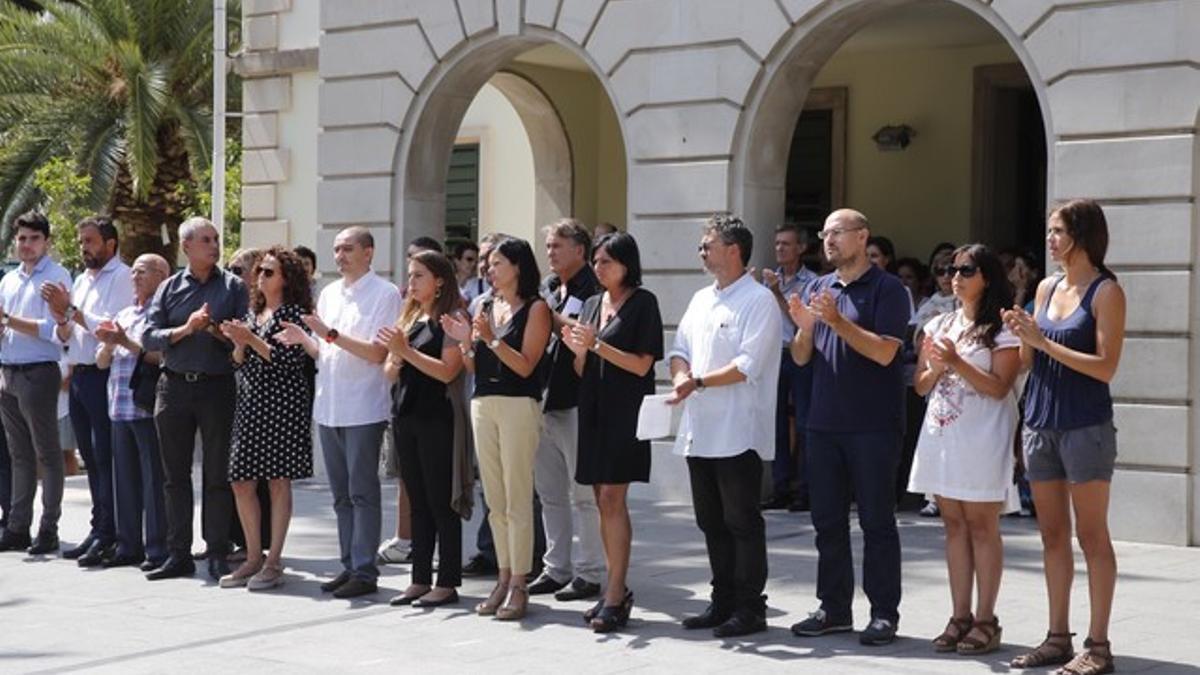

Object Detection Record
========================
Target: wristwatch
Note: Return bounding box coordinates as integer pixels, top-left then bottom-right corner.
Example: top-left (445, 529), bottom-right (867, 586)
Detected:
top-left (694, 375), bottom-right (706, 390)
top-left (0, 315), bottom-right (9, 327)
top-left (590, 339), bottom-right (602, 353)
top-left (488, 337), bottom-right (501, 350)
top-left (66, 304), bottom-right (79, 322)
top-left (324, 328), bottom-right (340, 344)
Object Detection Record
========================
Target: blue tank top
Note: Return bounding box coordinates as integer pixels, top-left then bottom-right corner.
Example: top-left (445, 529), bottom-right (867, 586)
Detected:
top-left (1023, 275), bottom-right (1113, 430)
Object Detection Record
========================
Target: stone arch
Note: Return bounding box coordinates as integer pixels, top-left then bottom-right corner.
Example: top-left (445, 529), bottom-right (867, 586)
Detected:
top-left (390, 28), bottom-right (630, 276)
top-left (729, 0), bottom-right (1055, 265)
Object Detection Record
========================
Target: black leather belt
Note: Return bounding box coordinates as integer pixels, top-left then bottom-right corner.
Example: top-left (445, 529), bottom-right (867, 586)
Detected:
top-left (74, 363), bottom-right (101, 373)
top-left (1, 361), bottom-right (56, 371)
top-left (164, 369), bottom-right (226, 383)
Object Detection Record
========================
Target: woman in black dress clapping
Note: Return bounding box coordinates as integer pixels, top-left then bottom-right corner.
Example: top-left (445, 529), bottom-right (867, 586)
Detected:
top-left (562, 232), bottom-right (663, 632)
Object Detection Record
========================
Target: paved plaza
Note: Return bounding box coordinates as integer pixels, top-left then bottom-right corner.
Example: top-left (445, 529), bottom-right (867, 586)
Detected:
top-left (2, 473), bottom-right (1198, 674)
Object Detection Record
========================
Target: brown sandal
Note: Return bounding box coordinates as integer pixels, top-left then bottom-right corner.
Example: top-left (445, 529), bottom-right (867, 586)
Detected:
top-left (475, 582), bottom-right (508, 616)
top-left (1012, 631), bottom-right (1075, 668)
top-left (1057, 638), bottom-right (1114, 675)
top-left (957, 616), bottom-right (1002, 655)
top-left (932, 614), bottom-right (973, 652)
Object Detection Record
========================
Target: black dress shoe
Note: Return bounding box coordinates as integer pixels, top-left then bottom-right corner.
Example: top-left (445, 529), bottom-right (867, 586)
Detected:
top-left (320, 570), bottom-right (353, 593)
top-left (102, 553), bottom-right (144, 568)
top-left (787, 496), bottom-right (811, 512)
top-left (0, 530), bottom-right (32, 552)
top-left (146, 556), bottom-right (196, 580)
top-left (207, 556), bottom-right (231, 580)
top-left (332, 577), bottom-right (378, 599)
top-left (713, 611), bottom-right (768, 638)
top-left (527, 571), bottom-right (569, 595)
top-left (760, 494), bottom-right (791, 511)
top-left (682, 603), bottom-right (733, 630)
top-left (26, 531), bottom-right (60, 556)
top-left (77, 541), bottom-right (113, 568)
top-left (140, 557), bottom-right (167, 572)
top-left (555, 577), bottom-right (602, 601)
top-left (62, 534), bottom-right (96, 559)
top-left (462, 554), bottom-right (497, 577)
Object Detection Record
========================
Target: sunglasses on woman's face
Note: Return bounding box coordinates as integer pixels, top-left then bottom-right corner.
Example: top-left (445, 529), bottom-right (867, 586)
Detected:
top-left (943, 264), bottom-right (979, 279)
top-left (258, 267), bottom-right (277, 279)
top-left (227, 264), bottom-right (244, 276)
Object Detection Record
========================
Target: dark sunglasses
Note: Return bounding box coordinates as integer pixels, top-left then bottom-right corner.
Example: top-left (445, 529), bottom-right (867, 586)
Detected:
top-left (940, 264), bottom-right (979, 278)
top-left (258, 268), bottom-right (277, 279)
top-left (227, 264), bottom-right (244, 276)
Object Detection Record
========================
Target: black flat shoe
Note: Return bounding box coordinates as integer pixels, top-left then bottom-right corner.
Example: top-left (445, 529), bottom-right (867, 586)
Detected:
top-left (207, 556), bottom-right (231, 580)
top-left (333, 577), bottom-right (378, 599)
top-left (77, 541), bottom-right (113, 568)
top-left (140, 557), bottom-right (167, 572)
top-left (412, 590), bottom-right (459, 608)
top-left (682, 603), bottom-right (732, 630)
top-left (0, 530), bottom-right (32, 552)
top-left (26, 531), bottom-right (60, 556)
top-left (62, 534), bottom-right (96, 559)
top-left (102, 553), bottom-right (144, 569)
top-left (713, 611), bottom-right (767, 638)
top-left (555, 577), bottom-right (601, 602)
top-left (320, 570), bottom-right (352, 593)
top-left (146, 556), bottom-right (196, 580)
top-left (389, 592), bottom-right (424, 606)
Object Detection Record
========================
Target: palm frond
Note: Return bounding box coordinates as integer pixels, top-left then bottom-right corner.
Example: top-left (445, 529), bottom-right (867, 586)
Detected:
top-left (116, 40), bottom-right (167, 199)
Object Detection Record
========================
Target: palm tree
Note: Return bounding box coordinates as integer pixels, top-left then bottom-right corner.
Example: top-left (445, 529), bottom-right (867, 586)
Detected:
top-left (0, 0), bottom-right (238, 262)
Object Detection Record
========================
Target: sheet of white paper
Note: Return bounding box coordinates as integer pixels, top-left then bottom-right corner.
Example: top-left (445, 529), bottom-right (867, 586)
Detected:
top-left (563, 295), bottom-right (584, 317)
top-left (636, 393), bottom-right (675, 440)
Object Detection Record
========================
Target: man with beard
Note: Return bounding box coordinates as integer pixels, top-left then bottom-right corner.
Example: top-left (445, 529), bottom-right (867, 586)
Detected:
top-left (787, 208), bottom-right (911, 645)
top-left (44, 216), bottom-right (134, 566)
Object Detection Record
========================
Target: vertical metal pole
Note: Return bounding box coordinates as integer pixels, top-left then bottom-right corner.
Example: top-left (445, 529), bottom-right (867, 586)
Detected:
top-left (211, 0), bottom-right (227, 247)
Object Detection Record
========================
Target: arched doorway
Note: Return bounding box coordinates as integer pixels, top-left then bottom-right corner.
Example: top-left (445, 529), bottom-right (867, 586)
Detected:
top-left (392, 34), bottom-right (628, 276)
top-left (732, 0), bottom-right (1053, 270)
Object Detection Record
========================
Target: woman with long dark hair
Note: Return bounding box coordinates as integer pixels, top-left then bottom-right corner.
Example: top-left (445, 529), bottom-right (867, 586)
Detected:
top-left (377, 250), bottom-right (470, 608)
top-left (218, 247), bottom-right (315, 590)
top-left (1004, 199), bottom-right (1125, 675)
top-left (561, 233), bottom-right (663, 632)
top-left (909, 244), bottom-right (1020, 655)
top-left (442, 237), bottom-right (551, 621)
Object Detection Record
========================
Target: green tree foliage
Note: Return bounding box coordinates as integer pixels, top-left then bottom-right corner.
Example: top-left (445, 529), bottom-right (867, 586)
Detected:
top-left (34, 157), bottom-right (92, 272)
top-left (0, 0), bottom-right (241, 263)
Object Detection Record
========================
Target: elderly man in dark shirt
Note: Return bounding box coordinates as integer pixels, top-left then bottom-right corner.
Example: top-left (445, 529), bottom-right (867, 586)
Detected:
top-left (142, 217), bottom-right (248, 581)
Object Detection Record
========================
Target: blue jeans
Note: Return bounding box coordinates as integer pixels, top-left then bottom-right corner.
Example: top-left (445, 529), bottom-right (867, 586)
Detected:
top-left (807, 430), bottom-right (902, 624)
top-left (772, 351), bottom-right (813, 499)
top-left (319, 422), bottom-right (386, 582)
top-left (69, 367), bottom-right (115, 544)
top-left (112, 419), bottom-right (167, 561)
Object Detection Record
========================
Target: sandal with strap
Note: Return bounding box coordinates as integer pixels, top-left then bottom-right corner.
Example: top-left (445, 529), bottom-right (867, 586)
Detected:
top-left (475, 582), bottom-right (509, 616)
top-left (1012, 631), bottom-right (1076, 669)
top-left (496, 586), bottom-right (529, 621)
top-left (957, 615), bottom-right (1003, 655)
top-left (932, 614), bottom-right (973, 652)
top-left (1057, 638), bottom-right (1114, 675)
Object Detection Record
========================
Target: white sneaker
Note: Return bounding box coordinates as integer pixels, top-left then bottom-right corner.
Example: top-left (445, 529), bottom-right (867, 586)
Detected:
top-left (376, 537), bottom-right (412, 565)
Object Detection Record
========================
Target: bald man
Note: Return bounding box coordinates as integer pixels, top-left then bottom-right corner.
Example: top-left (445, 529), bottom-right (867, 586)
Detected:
top-left (95, 253), bottom-right (172, 569)
top-left (787, 209), bottom-right (911, 645)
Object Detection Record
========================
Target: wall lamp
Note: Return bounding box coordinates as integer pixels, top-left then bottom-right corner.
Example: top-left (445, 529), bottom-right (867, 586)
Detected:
top-left (872, 124), bottom-right (916, 151)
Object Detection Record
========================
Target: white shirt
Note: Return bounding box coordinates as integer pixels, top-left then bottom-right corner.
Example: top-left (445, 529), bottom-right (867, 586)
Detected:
top-left (668, 273), bottom-right (781, 460)
top-left (0, 255), bottom-right (73, 365)
top-left (313, 270), bottom-right (402, 427)
top-left (65, 256), bottom-right (134, 365)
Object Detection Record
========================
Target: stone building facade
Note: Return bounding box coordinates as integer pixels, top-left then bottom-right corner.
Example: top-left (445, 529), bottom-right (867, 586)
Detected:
top-left (235, 0), bottom-right (1200, 545)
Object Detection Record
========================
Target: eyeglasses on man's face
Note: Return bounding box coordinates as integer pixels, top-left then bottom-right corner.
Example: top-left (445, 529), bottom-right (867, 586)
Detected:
top-left (817, 226), bottom-right (865, 241)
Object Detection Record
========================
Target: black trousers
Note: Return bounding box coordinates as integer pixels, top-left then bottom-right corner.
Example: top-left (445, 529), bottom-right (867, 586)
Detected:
top-left (394, 413), bottom-right (461, 588)
top-left (153, 373), bottom-right (236, 558)
top-left (686, 450), bottom-right (768, 615)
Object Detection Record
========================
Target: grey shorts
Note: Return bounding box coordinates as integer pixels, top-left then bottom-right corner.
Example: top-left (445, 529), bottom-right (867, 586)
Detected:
top-left (1022, 420), bottom-right (1117, 483)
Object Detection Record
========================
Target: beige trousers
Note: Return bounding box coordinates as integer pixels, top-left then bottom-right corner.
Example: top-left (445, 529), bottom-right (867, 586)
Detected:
top-left (471, 396), bottom-right (542, 575)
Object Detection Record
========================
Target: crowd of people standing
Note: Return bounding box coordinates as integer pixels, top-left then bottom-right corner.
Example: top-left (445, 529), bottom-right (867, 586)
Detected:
top-left (0, 200), bottom-right (1124, 673)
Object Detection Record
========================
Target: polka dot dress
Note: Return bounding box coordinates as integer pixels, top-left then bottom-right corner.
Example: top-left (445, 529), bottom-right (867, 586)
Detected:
top-left (228, 303), bottom-right (315, 481)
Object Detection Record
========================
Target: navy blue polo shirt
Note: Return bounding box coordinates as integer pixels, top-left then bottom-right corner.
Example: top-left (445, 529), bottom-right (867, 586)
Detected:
top-left (805, 265), bottom-right (911, 433)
